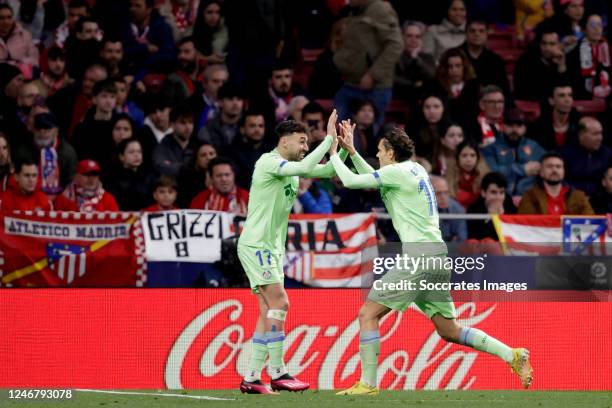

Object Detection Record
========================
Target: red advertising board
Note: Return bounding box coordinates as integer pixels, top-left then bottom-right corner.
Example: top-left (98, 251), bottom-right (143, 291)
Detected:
top-left (1, 289), bottom-right (611, 390)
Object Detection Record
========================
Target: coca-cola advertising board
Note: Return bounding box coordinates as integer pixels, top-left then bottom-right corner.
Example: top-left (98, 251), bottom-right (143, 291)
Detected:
top-left (1, 289), bottom-right (611, 390)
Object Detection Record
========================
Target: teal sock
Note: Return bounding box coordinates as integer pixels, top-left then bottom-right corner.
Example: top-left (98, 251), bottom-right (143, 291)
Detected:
top-left (245, 332), bottom-right (268, 382)
top-left (266, 331), bottom-right (287, 380)
top-left (359, 330), bottom-right (380, 387)
top-left (459, 327), bottom-right (513, 363)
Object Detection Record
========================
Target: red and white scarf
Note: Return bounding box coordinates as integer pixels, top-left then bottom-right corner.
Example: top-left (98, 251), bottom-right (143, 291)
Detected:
top-left (61, 181), bottom-right (106, 213)
top-left (477, 113), bottom-right (502, 146)
top-left (39, 139), bottom-right (61, 195)
top-left (202, 187), bottom-right (248, 214)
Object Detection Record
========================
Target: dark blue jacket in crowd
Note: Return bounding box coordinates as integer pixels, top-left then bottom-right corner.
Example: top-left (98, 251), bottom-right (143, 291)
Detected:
top-left (562, 143), bottom-right (612, 197)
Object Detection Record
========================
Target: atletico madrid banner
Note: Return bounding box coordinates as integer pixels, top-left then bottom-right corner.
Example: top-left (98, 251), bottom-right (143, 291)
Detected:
top-left (1, 289), bottom-right (611, 390)
top-left (0, 211), bottom-right (146, 287)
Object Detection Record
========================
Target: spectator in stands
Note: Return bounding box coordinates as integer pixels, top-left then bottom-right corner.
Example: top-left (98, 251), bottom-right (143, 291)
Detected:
top-left (0, 63), bottom-right (24, 146)
top-left (177, 142), bottom-right (217, 207)
top-left (99, 36), bottom-right (125, 77)
top-left (9, 0), bottom-right (47, 43)
top-left (333, 0), bottom-right (402, 127)
top-left (16, 82), bottom-right (41, 126)
top-left (65, 16), bottom-right (102, 80)
top-left (54, 159), bottom-right (120, 212)
top-left (567, 14), bottom-right (610, 99)
top-left (288, 95), bottom-right (310, 123)
top-left (190, 64), bottom-right (228, 131)
top-left (139, 95), bottom-right (173, 162)
top-left (104, 137), bottom-right (154, 211)
top-left (0, 157), bottom-right (51, 211)
top-left (562, 116), bottom-right (612, 197)
top-left (18, 112), bottom-right (77, 197)
top-left (514, 29), bottom-right (570, 102)
top-left (393, 21), bottom-right (436, 102)
top-left (47, 63), bottom-right (108, 138)
top-left (0, 4), bottom-right (39, 73)
top-left (294, 178), bottom-right (332, 214)
top-left (53, 0), bottom-right (88, 48)
top-left (262, 60), bottom-right (306, 125)
top-left (351, 99), bottom-right (380, 159)
top-left (482, 108), bottom-right (546, 196)
top-left (32, 46), bottom-right (72, 99)
top-left (431, 122), bottom-right (464, 176)
top-left (159, 0), bottom-right (198, 42)
top-left (539, 0), bottom-right (585, 52)
top-left (423, 0), bottom-right (467, 62)
top-left (192, 0), bottom-right (228, 65)
top-left (123, 0), bottom-right (177, 76)
top-left (459, 19), bottom-right (510, 94)
top-left (153, 104), bottom-right (195, 177)
top-left (190, 156), bottom-right (248, 213)
top-left (471, 85), bottom-right (505, 146)
top-left (112, 76), bottom-right (145, 127)
top-left (72, 80), bottom-right (118, 170)
top-left (529, 82), bottom-right (580, 151)
top-left (514, 0), bottom-right (553, 42)
top-left (518, 151), bottom-right (594, 214)
top-left (467, 172), bottom-right (516, 240)
top-left (143, 174), bottom-right (178, 211)
top-left (226, 111), bottom-right (269, 189)
top-left (0, 132), bottom-right (13, 190)
top-left (309, 17), bottom-right (346, 99)
top-left (197, 82), bottom-right (244, 148)
top-left (409, 94), bottom-right (451, 165)
top-left (109, 115), bottom-right (137, 165)
top-left (163, 36), bottom-right (203, 104)
top-left (431, 175), bottom-right (467, 242)
top-left (435, 48), bottom-right (480, 128)
top-left (447, 140), bottom-right (490, 209)
top-left (301, 101), bottom-right (327, 144)
top-left (589, 165), bottom-right (612, 214)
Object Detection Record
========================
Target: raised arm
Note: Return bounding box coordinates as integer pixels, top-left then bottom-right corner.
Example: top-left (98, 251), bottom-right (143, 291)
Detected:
top-left (330, 154), bottom-right (380, 189)
top-left (277, 135), bottom-right (334, 177)
top-left (338, 120), bottom-right (376, 174)
top-left (303, 148), bottom-right (349, 178)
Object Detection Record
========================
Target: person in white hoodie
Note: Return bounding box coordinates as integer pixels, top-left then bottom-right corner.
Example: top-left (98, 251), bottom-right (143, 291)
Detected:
top-left (423, 0), bottom-right (467, 63)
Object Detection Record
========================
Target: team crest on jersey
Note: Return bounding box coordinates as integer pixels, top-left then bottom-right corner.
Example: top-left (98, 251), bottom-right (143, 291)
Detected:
top-left (283, 184), bottom-right (296, 198)
top-left (262, 270), bottom-right (272, 279)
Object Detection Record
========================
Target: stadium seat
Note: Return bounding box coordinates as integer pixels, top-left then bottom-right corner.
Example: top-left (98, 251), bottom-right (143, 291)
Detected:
top-left (573, 99), bottom-right (606, 115)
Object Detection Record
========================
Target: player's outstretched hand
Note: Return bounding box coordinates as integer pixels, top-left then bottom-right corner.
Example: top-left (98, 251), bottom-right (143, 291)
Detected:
top-left (329, 132), bottom-right (339, 156)
top-left (327, 109), bottom-right (338, 140)
top-left (339, 120), bottom-right (357, 155)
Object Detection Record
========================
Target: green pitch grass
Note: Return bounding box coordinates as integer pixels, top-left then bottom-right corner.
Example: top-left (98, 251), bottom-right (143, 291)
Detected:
top-left (1, 390), bottom-right (611, 408)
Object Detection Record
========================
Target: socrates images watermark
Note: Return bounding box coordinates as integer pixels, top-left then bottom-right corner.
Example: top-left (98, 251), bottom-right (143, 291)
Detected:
top-left (370, 253), bottom-right (528, 293)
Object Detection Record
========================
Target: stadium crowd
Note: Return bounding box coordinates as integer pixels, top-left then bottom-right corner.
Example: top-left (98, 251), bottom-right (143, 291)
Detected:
top-left (0, 0), bottom-right (610, 244)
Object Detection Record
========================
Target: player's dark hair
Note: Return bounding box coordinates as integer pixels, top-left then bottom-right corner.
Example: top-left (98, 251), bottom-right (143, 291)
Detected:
top-left (275, 120), bottom-right (308, 139)
top-left (481, 171), bottom-right (507, 191)
top-left (380, 127), bottom-right (415, 162)
top-left (208, 156), bottom-right (236, 177)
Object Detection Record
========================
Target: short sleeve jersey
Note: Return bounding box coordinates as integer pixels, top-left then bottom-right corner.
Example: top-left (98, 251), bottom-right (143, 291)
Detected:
top-left (375, 160), bottom-right (444, 244)
top-left (238, 149), bottom-right (299, 253)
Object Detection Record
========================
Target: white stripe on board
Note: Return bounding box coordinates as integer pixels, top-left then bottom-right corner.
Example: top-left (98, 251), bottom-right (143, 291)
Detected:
top-left (75, 389), bottom-right (235, 401)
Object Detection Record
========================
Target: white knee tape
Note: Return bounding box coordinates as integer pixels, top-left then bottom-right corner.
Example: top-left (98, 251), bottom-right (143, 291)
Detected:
top-left (267, 309), bottom-right (287, 321)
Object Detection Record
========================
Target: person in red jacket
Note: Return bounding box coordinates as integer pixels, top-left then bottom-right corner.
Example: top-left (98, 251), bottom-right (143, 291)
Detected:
top-left (142, 175), bottom-right (179, 212)
top-left (189, 157), bottom-right (248, 214)
top-left (54, 159), bottom-right (119, 212)
top-left (0, 157), bottom-right (52, 211)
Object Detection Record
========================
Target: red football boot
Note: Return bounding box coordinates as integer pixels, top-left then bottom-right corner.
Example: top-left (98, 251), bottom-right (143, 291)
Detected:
top-left (270, 374), bottom-right (310, 392)
top-left (239, 379), bottom-right (279, 395)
